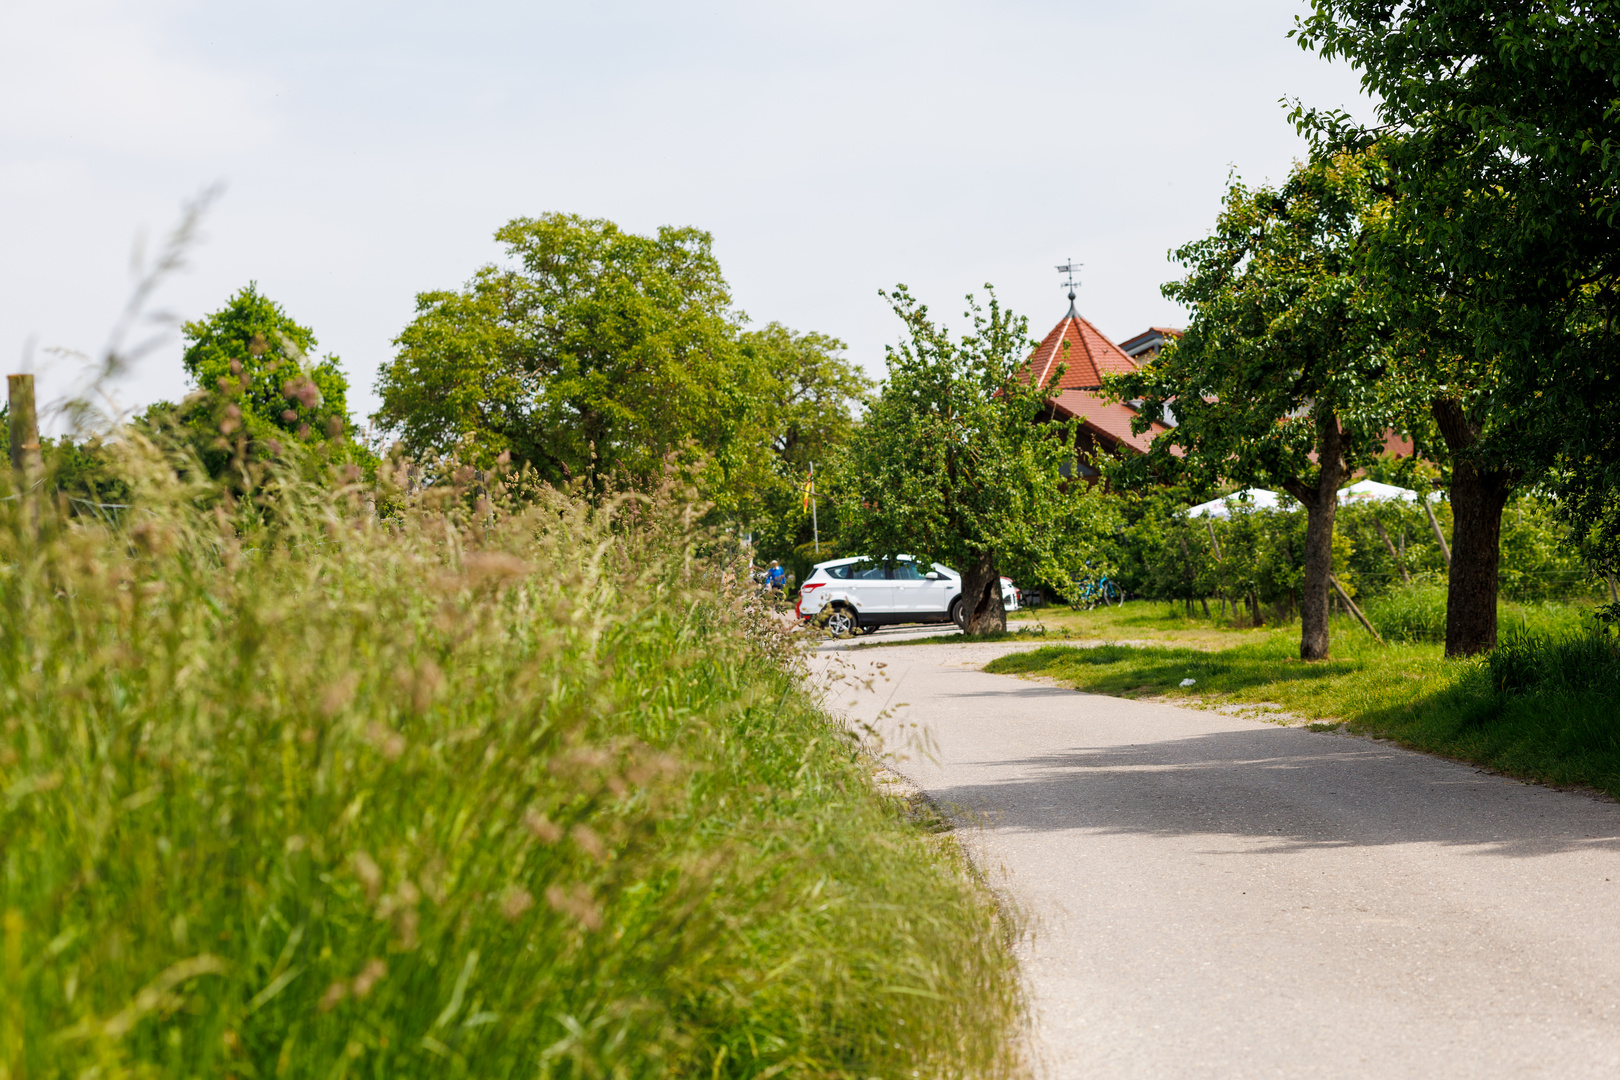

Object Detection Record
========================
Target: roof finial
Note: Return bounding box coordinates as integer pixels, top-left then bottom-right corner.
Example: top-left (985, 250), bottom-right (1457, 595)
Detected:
top-left (1056, 258), bottom-right (1082, 317)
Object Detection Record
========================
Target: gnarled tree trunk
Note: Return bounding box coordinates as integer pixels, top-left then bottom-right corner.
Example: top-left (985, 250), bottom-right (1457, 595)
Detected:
top-left (959, 549), bottom-right (1007, 636)
top-left (1283, 414), bottom-right (1347, 661)
top-left (1432, 397), bottom-right (1516, 657)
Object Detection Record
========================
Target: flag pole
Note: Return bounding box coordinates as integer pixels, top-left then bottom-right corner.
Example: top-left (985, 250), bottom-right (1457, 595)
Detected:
top-left (810, 461), bottom-right (820, 556)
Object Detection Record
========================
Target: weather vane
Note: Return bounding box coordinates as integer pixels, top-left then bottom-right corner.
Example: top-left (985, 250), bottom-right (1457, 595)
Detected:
top-left (1056, 259), bottom-right (1083, 300)
top-left (1056, 258), bottom-right (1082, 316)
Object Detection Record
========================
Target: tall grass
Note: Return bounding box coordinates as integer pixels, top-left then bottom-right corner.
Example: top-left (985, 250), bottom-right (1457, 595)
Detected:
top-left (0, 440), bottom-right (1023, 1079)
top-left (1364, 579), bottom-right (1592, 643)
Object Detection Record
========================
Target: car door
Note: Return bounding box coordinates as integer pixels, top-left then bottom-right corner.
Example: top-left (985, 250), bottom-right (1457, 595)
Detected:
top-left (845, 559), bottom-right (894, 616)
top-left (916, 562), bottom-right (957, 617)
top-left (885, 558), bottom-right (928, 613)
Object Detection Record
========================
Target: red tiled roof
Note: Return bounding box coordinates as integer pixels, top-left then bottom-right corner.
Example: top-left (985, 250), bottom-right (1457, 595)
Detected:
top-left (1026, 312), bottom-right (1141, 390)
top-left (1048, 390), bottom-right (1177, 456)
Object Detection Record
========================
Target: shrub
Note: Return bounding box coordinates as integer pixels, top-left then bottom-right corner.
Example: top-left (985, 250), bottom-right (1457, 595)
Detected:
top-left (0, 440), bottom-right (1023, 1079)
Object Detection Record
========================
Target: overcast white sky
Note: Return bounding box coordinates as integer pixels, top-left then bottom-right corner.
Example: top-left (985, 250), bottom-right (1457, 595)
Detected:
top-left (0, 0), bottom-right (1373, 433)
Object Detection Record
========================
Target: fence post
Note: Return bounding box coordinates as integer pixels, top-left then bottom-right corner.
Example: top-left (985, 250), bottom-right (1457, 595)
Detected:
top-left (7, 374), bottom-right (42, 486)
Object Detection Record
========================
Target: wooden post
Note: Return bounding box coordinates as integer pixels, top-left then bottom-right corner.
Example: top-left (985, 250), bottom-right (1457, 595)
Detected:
top-left (1330, 573), bottom-right (1385, 645)
top-left (1371, 516), bottom-right (1410, 584)
top-left (1423, 497), bottom-right (1452, 570)
top-left (7, 374), bottom-right (42, 485)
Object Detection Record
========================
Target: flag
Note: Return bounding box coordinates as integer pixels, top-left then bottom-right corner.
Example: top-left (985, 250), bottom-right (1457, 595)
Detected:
top-left (802, 464), bottom-right (815, 512)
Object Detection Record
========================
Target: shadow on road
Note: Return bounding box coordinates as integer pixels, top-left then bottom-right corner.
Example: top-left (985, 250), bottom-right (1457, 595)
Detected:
top-left (928, 720), bottom-right (1620, 859)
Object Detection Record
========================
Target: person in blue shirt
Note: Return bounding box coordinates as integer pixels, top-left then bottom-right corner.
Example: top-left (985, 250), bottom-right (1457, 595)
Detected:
top-left (765, 560), bottom-right (787, 592)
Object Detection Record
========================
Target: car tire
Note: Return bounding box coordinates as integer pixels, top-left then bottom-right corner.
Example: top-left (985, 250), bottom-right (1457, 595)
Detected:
top-left (950, 598), bottom-right (966, 630)
top-left (821, 605), bottom-right (858, 638)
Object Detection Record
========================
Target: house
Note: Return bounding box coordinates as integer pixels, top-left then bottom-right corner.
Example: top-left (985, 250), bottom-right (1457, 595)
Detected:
top-left (1118, 327), bottom-right (1182, 364)
top-left (1023, 299), bottom-right (1177, 477)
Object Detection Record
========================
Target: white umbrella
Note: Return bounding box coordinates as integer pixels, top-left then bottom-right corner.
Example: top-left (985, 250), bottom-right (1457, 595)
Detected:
top-left (1338, 479), bottom-right (1419, 505)
top-left (1185, 488), bottom-right (1286, 519)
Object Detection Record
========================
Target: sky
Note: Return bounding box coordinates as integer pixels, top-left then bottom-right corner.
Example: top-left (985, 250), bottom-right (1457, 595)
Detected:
top-left (0, 0), bottom-right (1375, 434)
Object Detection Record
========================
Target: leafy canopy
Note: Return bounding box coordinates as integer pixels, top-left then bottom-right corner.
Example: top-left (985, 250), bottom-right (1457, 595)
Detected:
top-left (373, 214), bottom-right (775, 511)
top-left (738, 324), bottom-right (872, 575)
top-left (1110, 151), bottom-right (1395, 501)
top-left (166, 283), bottom-right (359, 477)
top-left (1292, 0), bottom-right (1620, 570)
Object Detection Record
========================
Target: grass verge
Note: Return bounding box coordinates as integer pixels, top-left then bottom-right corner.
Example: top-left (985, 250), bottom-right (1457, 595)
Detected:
top-left (0, 443), bottom-right (1025, 1079)
top-left (986, 608), bottom-right (1620, 799)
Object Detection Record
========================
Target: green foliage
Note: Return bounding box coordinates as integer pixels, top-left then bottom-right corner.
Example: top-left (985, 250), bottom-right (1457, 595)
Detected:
top-left (1119, 487), bottom-right (1599, 620)
top-left (1110, 151), bottom-right (1395, 497)
top-left (375, 214), bottom-right (806, 517)
top-left (1109, 151), bottom-right (1396, 657)
top-left (1294, 0), bottom-right (1620, 567)
top-left (1487, 624), bottom-right (1620, 697)
top-left (735, 324), bottom-right (871, 580)
top-left (1365, 581), bottom-right (1590, 644)
top-left (175, 283), bottom-right (360, 477)
top-left (0, 442), bottom-right (1024, 1079)
top-left (834, 286), bottom-right (1113, 628)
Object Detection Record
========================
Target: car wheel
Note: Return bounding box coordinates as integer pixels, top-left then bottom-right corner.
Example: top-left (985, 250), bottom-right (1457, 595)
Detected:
top-left (821, 605), bottom-right (858, 638)
top-left (950, 599), bottom-right (966, 630)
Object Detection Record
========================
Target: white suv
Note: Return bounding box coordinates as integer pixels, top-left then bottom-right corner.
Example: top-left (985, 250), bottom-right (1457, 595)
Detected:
top-left (795, 555), bottom-right (1019, 636)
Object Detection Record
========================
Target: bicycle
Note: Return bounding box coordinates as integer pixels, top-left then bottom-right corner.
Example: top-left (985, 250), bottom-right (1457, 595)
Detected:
top-left (1070, 575), bottom-right (1123, 610)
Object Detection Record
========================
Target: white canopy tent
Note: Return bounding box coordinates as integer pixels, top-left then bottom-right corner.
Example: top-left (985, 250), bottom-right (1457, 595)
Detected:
top-left (1187, 480), bottom-right (1434, 520)
top-left (1185, 488), bottom-right (1288, 519)
top-left (1338, 479), bottom-right (1422, 505)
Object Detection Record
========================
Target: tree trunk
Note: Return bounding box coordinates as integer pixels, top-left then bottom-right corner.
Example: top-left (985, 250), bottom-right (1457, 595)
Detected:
top-left (1444, 460), bottom-right (1512, 656)
top-left (960, 549), bottom-right (1007, 635)
top-left (1282, 414), bottom-right (1347, 661)
top-left (1432, 397), bottom-right (1516, 657)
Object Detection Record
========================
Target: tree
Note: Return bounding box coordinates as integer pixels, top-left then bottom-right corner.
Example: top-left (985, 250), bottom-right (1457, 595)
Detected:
top-left (1109, 153), bottom-right (1392, 660)
top-left (737, 324), bottom-right (872, 578)
top-left (373, 214), bottom-right (774, 510)
top-left (835, 287), bottom-right (1109, 635)
top-left (170, 283), bottom-right (359, 477)
top-left (1294, 0), bottom-right (1620, 636)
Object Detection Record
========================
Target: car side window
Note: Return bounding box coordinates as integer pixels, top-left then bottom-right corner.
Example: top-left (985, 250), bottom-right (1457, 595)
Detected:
top-left (822, 564), bottom-right (852, 579)
top-left (888, 561), bottom-right (925, 580)
top-left (851, 561), bottom-right (884, 580)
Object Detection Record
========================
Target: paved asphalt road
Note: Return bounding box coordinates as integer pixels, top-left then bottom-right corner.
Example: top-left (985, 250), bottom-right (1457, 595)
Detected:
top-left (811, 639), bottom-right (1620, 1079)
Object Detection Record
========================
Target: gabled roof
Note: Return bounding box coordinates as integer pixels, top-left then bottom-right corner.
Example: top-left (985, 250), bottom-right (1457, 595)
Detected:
top-left (1026, 310), bottom-right (1141, 390)
top-left (1019, 307), bottom-right (1178, 458)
